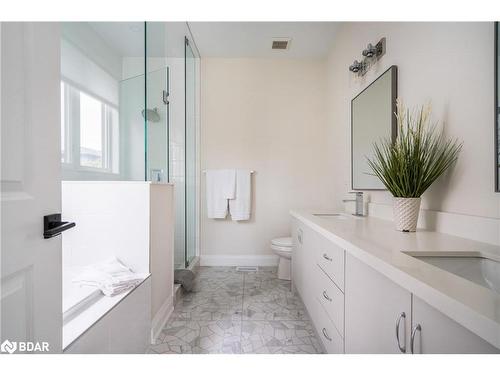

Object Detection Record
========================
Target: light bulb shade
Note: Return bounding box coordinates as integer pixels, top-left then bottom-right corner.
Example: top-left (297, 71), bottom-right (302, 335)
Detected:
top-left (362, 43), bottom-right (376, 57)
top-left (349, 60), bottom-right (362, 73)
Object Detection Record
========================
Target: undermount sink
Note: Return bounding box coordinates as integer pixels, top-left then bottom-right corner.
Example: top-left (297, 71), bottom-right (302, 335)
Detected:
top-left (407, 254), bottom-right (500, 295)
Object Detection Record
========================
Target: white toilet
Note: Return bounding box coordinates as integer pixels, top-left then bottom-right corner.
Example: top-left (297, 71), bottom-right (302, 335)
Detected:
top-left (270, 236), bottom-right (293, 280)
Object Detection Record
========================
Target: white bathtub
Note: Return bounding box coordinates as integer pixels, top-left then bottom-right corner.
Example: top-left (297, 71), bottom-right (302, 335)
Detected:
top-left (61, 182), bottom-right (154, 353)
top-left (63, 267), bottom-right (102, 324)
top-left (62, 267), bottom-right (151, 353)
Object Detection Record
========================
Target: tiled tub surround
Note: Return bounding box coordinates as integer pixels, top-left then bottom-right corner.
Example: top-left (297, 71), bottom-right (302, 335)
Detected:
top-left (149, 267), bottom-right (324, 354)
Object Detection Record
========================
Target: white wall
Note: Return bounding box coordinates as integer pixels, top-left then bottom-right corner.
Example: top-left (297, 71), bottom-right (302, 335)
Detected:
top-left (200, 58), bottom-right (333, 265)
top-left (61, 23), bottom-right (122, 81)
top-left (150, 184), bottom-right (174, 342)
top-left (326, 22), bottom-right (500, 244)
top-left (61, 39), bottom-right (120, 105)
top-left (62, 181), bottom-right (150, 273)
top-left (199, 23), bottom-right (500, 263)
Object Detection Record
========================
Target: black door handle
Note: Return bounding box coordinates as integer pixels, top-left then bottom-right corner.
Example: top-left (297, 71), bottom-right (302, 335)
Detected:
top-left (43, 213), bottom-right (76, 239)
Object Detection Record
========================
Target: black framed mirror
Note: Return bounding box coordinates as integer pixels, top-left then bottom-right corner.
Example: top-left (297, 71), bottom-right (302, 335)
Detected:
top-left (351, 65), bottom-right (398, 190)
top-left (495, 22), bottom-right (500, 192)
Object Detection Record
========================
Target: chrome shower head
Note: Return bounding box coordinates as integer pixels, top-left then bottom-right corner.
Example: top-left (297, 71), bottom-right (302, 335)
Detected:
top-left (142, 107), bottom-right (160, 123)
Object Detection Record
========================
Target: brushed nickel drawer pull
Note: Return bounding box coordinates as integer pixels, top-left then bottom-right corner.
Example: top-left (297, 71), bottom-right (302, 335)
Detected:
top-left (322, 290), bottom-right (332, 302)
top-left (322, 328), bottom-right (332, 342)
top-left (322, 253), bottom-right (333, 261)
top-left (410, 324), bottom-right (421, 354)
top-left (395, 312), bottom-right (406, 353)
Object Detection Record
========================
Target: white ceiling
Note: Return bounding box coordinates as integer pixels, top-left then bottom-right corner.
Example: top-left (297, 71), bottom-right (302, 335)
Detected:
top-left (87, 22), bottom-right (195, 58)
top-left (83, 22), bottom-right (340, 59)
top-left (88, 22), bottom-right (146, 57)
top-left (188, 22), bottom-right (340, 58)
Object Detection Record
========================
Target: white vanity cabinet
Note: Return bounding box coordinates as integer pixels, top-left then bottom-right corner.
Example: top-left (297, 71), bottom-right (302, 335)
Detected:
top-left (291, 214), bottom-right (500, 354)
top-left (411, 296), bottom-right (498, 354)
top-left (292, 218), bottom-right (345, 353)
top-left (291, 219), bottom-right (305, 296)
top-left (344, 253), bottom-right (411, 354)
top-left (344, 253), bottom-right (499, 354)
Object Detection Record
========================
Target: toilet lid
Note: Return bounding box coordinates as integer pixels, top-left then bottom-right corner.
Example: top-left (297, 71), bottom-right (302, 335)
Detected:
top-left (271, 237), bottom-right (293, 247)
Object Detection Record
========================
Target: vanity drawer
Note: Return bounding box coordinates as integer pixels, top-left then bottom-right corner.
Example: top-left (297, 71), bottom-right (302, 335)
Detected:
top-left (316, 265), bottom-right (344, 337)
top-left (313, 298), bottom-right (344, 354)
top-left (314, 232), bottom-right (345, 291)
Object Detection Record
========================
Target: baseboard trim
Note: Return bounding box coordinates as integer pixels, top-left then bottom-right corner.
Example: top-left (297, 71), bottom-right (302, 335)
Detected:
top-left (200, 254), bottom-right (279, 267)
top-left (368, 202), bottom-right (500, 246)
top-left (150, 296), bottom-right (174, 344)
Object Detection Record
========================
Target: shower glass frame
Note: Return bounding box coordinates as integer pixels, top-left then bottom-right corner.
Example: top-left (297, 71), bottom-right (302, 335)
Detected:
top-left (184, 36), bottom-right (198, 268)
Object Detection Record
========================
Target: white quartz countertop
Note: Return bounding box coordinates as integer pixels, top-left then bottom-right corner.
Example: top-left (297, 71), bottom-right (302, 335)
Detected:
top-left (290, 209), bottom-right (500, 349)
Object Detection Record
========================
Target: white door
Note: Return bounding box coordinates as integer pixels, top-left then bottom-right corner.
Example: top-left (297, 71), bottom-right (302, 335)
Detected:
top-left (1, 22), bottom-right (62, 353)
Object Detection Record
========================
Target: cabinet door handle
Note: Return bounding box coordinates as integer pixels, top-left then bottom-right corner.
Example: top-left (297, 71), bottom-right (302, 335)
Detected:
top-left (322, 290), bottom-right (332, 302)
top-left (410, 324), bottom-right (421, 354)
top-left (395, 312), bottom-right (406, 353)
top-left (322, 328), bottom-right (332, 342)
top-left (322, 253), bottom-right (333, 261)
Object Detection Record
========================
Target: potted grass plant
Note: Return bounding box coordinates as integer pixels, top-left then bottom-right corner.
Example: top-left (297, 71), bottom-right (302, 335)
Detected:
top-left (367, 100), bottom-right (462, 232)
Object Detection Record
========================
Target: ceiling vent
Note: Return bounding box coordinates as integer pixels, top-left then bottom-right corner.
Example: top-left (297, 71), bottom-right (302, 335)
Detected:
top-left (272, 38), bottom-right (291, 50)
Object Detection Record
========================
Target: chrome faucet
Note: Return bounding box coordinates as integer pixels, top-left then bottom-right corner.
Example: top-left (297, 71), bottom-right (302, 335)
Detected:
top-left (342, 192), bottom-right (364, 216)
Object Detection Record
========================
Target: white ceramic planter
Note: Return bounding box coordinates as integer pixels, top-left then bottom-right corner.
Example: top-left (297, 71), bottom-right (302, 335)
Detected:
top-left (393, 197), bottom-right (421, 232)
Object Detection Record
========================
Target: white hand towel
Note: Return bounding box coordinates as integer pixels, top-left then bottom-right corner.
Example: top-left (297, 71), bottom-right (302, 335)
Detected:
top-left (206, 169), bottom-right (236, 219)
top-left (72, 258), bottom-right (148, 297)
top-left (229, 169), bottom-right (252, 221)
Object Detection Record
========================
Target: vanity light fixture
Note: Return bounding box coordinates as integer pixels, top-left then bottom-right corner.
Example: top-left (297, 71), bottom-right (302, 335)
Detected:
top-left (362, 43), bottom-right (377, 58)
top-left (349, 37), bottom-right (386, 76)
top-left (349, 60), bottom-right (364, 73)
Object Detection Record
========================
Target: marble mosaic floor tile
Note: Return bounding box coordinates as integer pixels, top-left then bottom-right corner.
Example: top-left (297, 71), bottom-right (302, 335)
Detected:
top-left (240, 320), bottom-right (323, 354)
top-left (242, 300), bottom-right (308, 321)
top-left (171, 298), bottom-right (243, 321)
top-left (149, 266), bottom-right (324, 354)
top-left (151, 320), bottom-right (242, 354)
top-left (192, 267), bottom-right (245, 294)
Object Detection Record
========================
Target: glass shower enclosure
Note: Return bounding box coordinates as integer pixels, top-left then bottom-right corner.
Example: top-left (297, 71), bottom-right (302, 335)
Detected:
top-left (146, 23), bottom-right (199, 270)
top-left (60, 22), bottom-right (199, 269)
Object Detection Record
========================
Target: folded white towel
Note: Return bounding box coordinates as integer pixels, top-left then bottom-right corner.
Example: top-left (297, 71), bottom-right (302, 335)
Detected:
top-left (72, 258), bottom-right (147, 297)
top-left (206, 169), bottom-right (236, 219)
top-left (229, 169), bottom-right (252, 221)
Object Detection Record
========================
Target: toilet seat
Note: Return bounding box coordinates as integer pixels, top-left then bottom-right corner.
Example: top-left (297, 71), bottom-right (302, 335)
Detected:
top-left (270, 244), bottom-right (292, 255)
top-left (270, 244), bottom-right (292, 252)
top-left (271, 237), bottom-right (293, 248)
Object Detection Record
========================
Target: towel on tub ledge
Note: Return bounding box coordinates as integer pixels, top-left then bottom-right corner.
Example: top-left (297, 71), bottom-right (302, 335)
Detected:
top-left (72, 258), bottom-right (147, 297)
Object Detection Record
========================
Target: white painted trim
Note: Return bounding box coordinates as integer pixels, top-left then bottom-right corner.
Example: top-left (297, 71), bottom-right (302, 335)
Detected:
top-left (368, 202), bottom-right (500, 246)
top-left (150, 296), bottom-right (174, 345)
top-left (200, 254), bottom-right (279, 267)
